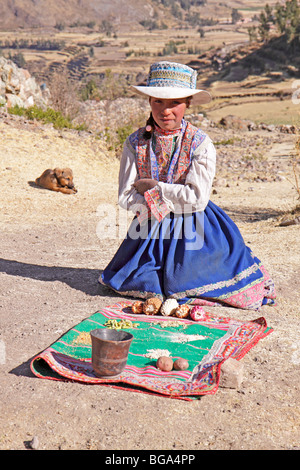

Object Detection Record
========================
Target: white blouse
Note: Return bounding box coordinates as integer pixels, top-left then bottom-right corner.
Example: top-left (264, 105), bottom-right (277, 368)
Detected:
top-left (118, 132), bottom-right (216, 217)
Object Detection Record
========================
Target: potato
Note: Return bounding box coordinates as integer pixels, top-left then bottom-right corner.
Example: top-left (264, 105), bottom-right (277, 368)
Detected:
top-left (156, 356), bottom-right (173, 372)
top-left (173, 358), bottom-right (189, 371)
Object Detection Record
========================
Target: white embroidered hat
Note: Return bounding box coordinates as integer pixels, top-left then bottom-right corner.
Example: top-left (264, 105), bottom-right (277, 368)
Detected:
top-left (131, 61), bottom-right (211, 104)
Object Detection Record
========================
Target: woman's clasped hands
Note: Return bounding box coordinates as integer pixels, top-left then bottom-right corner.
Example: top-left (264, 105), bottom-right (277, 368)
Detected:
top-left (133, 178), bottom-right (158, 195)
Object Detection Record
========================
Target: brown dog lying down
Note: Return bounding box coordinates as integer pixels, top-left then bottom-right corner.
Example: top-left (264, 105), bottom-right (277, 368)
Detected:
top-left (35, 168), bottom-right (77, 194)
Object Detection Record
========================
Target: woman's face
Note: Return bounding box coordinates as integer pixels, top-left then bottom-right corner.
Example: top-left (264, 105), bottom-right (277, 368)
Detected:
top-left (149, 97), bottom-right (189, 131)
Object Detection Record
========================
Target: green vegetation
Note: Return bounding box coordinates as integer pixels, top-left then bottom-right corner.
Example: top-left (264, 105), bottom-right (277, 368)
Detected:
top-left (139, 19), bottom-right (168, 30)
top-left (152, 0), bottom-right (207, 9)
top-left (70, 20), bottom-right (96, 29)
top-left (99, 19), bottom-right (116, 37)
top-left (158, 40), bottom-right (180, 56)
top-left (8, 51), bottom-right (26, 68)
top-left (116, 124), bottom-right (135, 150)
top-left (214, 138), bottom-right (236, 146)
top-left (104, 123), bottom-right (135, 156)
top-left (231, 8), bottom-right (243, 25)
top-left (250, 0), bottom-right (300, 43)
top-left (0, 38), bottom-right (66, 51)
top-left (7, 105), bottom-right (86, 130)
top-left (98, 69), bottom-right (128, 100)
top-left (80, 79), bottom-right (100, 101)
top-left (140, 0), bottom-right (214, 29)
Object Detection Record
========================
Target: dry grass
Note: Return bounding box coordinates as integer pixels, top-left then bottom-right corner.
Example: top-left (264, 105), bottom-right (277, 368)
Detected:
top-left (206, 96), bottom-right (299, 126)
top-left (48, 68), bottom-right (81, 119)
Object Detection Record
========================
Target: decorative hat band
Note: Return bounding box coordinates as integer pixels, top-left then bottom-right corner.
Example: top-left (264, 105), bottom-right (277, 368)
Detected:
top-left (147, 63), bottom-right (197, 90)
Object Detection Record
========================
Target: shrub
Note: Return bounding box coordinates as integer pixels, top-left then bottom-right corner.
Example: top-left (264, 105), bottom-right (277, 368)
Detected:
top-left (8, 105), bottom-right (86, 130)
top-left (104, 123), bottom-right (134, 156)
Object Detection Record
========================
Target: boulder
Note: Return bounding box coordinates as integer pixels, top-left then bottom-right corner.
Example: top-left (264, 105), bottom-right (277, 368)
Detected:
top-left (219, 357), bottom-right (244, 389)
top-left (219, 115), bottom-right (255, 131)
top-left (0, 57), bottom-right (50, 109)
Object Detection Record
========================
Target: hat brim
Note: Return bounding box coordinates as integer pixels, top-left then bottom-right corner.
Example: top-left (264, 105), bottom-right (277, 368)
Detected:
top-left (131, 85), bottom-right (212, 105)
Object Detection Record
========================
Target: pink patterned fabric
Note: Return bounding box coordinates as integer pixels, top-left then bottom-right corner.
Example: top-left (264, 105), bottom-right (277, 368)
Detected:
top-left (130, 121), bottom-right (206, 221)
top-left (144, 186), bottom-right (170, 222)
top-left (134, 121), bottom-right (201, 184)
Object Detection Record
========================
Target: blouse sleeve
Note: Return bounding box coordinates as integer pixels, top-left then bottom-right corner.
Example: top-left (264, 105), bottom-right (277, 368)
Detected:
top-left (118, 137), bottom-right (148, 215)
top-left (144, 136), bottom-right (216, 218)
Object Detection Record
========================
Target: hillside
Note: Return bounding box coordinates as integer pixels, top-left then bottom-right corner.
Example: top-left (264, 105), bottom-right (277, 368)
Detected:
top-left (1, 1), bottom-right (299, 127)
top-left (0, 0), bottom-right (157, 30)
top-left (0, 0), bottom-right (282, 30)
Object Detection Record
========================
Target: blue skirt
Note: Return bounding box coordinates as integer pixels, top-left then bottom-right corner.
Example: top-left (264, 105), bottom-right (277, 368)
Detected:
top-left (100, 201), bottom-right (276, 310)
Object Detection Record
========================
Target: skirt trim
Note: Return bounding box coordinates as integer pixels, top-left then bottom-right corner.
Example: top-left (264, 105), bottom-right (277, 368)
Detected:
top-left (99, 262), bottom-right (276, 311)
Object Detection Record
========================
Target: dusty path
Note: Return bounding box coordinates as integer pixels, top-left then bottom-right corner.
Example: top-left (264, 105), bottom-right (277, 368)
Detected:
top-left (0, 113), bottom-right (299, 450)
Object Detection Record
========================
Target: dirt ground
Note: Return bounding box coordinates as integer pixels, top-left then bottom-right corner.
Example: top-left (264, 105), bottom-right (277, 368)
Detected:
top-left (0, 111), bottom-right (299, 451)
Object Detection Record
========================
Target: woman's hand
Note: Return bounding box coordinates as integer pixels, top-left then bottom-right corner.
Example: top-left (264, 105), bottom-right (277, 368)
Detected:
top-left (133, 178), bottom-right (158, 195)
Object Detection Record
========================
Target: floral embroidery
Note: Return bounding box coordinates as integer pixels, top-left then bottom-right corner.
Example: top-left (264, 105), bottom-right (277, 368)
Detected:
top-left (129, 120), bottom-right (207, 221)
top-left (144, 186), bottom-right (170, 222)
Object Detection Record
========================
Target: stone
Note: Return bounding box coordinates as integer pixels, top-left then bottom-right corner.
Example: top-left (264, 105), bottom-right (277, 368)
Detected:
top-left (28, 435), bottom-right (39, 450)
top-left (219, 115), bottom-right (252, 131)
top-left (213, 178), bottom-right (227, 187)
top-left (219, 357), bottom-right (244, 389)
top-left (279, 215), bottom-right (300, 227)
top-left (6, 93), bottom-right (24, 108)
top-left (0, 57), bottom-right (50, 109)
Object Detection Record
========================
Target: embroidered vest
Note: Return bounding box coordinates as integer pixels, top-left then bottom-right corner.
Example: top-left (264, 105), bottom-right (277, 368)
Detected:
top-left (129, 120), bottom-right (207, 185)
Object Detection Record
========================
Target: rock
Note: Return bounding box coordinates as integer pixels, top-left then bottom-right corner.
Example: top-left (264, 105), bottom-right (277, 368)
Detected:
top-left (219, 115), bottom-right (253, 131)
top-left (6, 93), bottom-right (24, 108)
top-left (279, 124), bottom-right (297, 134)
top-left (28, 436), bottom-right (39, 450)
top-left (0, 57), bottom-right (50, 109)
top-left (219, 357), bottom-right (244, 389)
top-left (279, 216), bottom-right (300, 226)
top-left (213, 177), bottom-right (227, 187)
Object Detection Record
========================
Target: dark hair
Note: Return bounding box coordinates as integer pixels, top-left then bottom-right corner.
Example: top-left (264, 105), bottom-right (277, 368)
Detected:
top-left (143, 112), bottom-right (155, 140)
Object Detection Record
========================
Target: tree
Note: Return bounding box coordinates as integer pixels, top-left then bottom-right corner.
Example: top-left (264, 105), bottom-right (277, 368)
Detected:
top-left (80, 79), bottom-right (99, 101)
top-left (231, 8), bottom-right (243, 24)
top-left (285, 0), bottom-right (300, 41)
top-left (264, 3), bottom-right (274, 22)
top-left (9, 51), bottom-right (26, 68)
top-left (275, 3), bottom-right (287, 33)
top-left (274, 0), bottom-right (300, 41)
top-left (258, 10), bottom-right (271, 41)
top-left (99, 19), bottom-right (115, 37)
top-left (247, 26), bottom-right (258, 42)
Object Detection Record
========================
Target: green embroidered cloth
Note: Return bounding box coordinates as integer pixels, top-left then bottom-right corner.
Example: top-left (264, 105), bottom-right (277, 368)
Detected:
top-left (30, 301), bottom-right (272, 400)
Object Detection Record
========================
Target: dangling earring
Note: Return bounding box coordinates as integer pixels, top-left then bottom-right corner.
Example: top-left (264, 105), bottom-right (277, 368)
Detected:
top-left (143, 113), bottom-right (154, 139)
